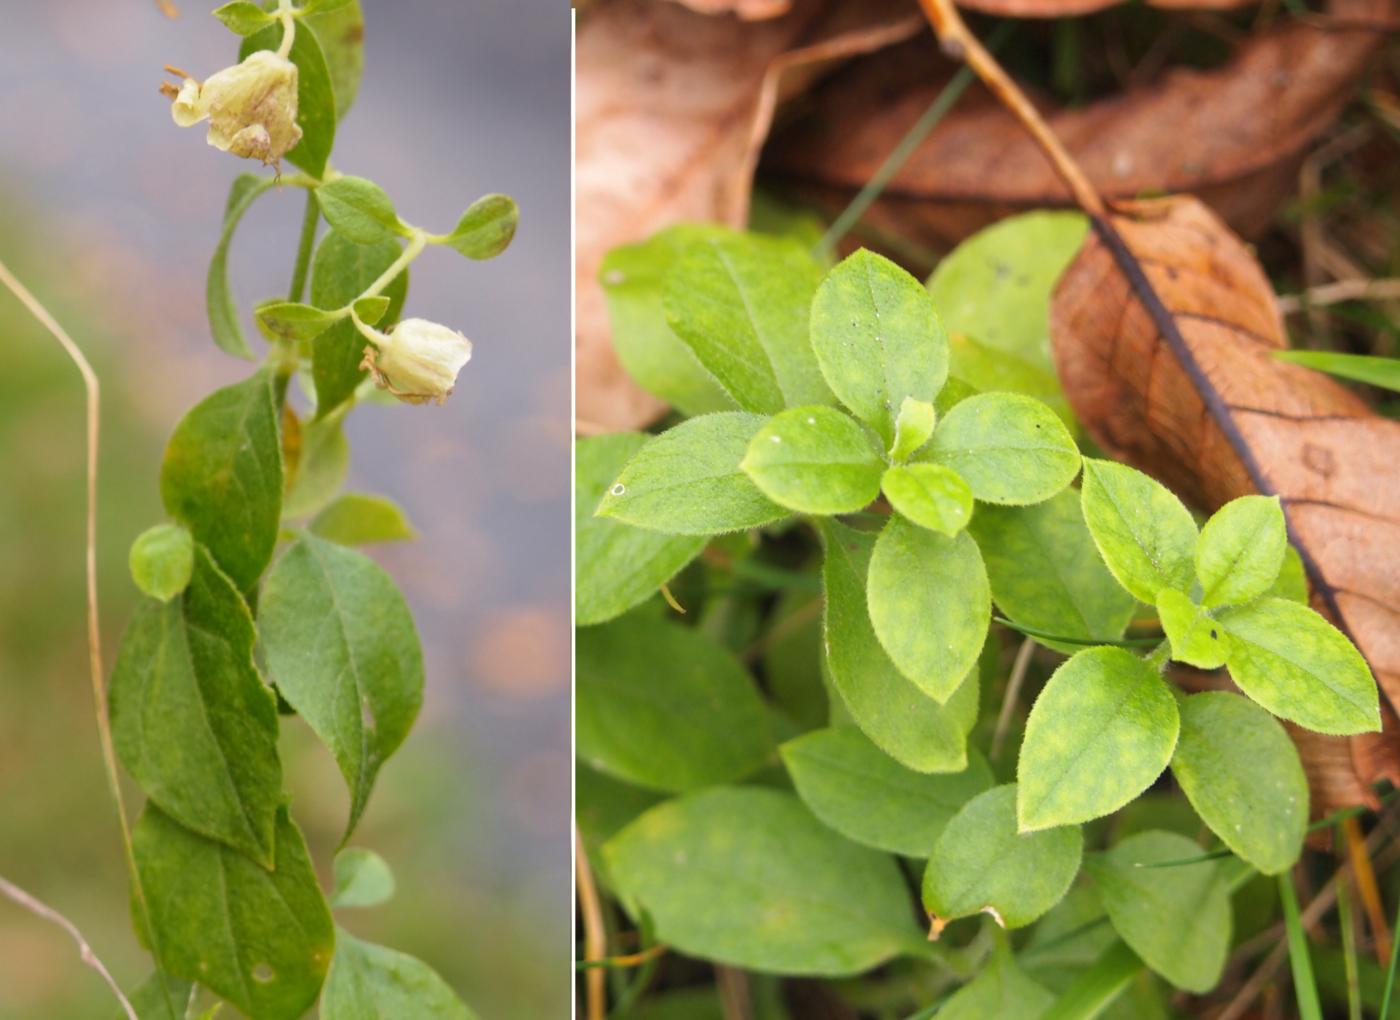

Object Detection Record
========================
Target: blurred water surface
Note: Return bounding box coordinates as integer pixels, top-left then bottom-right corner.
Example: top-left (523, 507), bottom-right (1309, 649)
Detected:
top-left (0, 2), bottom-right (570, 1017)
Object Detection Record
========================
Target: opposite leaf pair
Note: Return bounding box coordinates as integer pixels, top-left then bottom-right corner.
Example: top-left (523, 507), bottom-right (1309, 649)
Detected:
top-left (1080, 457), bottom-right (1379, 736)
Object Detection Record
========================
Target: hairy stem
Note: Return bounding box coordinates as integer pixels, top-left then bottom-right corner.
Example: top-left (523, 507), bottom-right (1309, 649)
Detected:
top-left (0, 875), bottom-right (138, 1020)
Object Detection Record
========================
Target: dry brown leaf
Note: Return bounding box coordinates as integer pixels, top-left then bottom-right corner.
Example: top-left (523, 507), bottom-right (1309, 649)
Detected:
top-left (1050, 195), bottom-right (1400, 812)
top-left (574, 0), bottom-right (921, 431)
top-left (766, 2), bottom-right (1393, 247)
top-left (958, 0), bottom-right (1249, 14)
top-left (661, 0), bottom-right (794, 18)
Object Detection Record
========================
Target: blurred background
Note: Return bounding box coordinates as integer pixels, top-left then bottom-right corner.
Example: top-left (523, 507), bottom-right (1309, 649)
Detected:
top-left (0, 2), bottom-right (570, 1017)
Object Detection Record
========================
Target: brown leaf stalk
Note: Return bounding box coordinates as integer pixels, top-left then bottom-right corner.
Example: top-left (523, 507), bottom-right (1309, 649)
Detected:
top-left (575, 828), bottom-right (607, 1020)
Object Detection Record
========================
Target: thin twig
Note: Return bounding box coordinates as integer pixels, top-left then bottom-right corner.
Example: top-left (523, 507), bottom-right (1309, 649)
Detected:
top-left (575, 828), bottom-right (607, 1020)
top-left (914, 0), bottom-right (1104, 217)
top-left (0, 258), bottom-right (169, 1013)
top-left (1343, 815), bottom-right (1392, 964)
top-left (0, 875), bottom-right (137, 1020)
top-left (990, 637), bottom-right (1035, 762)
top-left (716, 965), bottom-right (754, 1020)
top-left (1277, 278), bottom-right (1400, 314)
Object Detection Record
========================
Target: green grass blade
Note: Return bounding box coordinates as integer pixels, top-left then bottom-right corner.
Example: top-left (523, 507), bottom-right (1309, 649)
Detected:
top-left (1273, 350), bottom-right (1400, 394)
top-left (1380, 884), bottom-right (1400, 1018)
top-left (1279, 872), bottom-right (1324, 1020)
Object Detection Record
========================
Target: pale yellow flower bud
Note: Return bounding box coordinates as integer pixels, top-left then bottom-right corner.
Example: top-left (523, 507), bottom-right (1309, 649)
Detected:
top-left (359, 318), bottom-right (473, 406)
top-left (168, 51), bottom-right (302, 166)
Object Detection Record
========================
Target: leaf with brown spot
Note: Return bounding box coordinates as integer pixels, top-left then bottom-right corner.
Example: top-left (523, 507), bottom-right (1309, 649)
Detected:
top-left (574, 0), bottom-right (921, 431)
top-left (766, 0), bottom-right (1394, 249)
top-left (1050, 194), bottom-right (1400, 812)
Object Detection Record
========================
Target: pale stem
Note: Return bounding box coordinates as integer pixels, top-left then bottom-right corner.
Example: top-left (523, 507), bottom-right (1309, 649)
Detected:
top-left (0, 875), bottom-right (138, 1020)
top-left (275, 0), bottom-right (296, 59)
top-left (0, 258), bottom-right (171, 1017)
top-left (990, 637), bottom-right (1035, 761)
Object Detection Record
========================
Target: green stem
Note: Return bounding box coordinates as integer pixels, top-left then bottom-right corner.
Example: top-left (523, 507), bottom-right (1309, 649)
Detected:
top-left (1143, 639), bottom-right (1171, 671)
top-left (362, 231), bottom-right (426, 301)
top-left (287, 190), bottom-right (320, 303)
top-left (1380, 889), bottom-right (1400, 1018)
top-left (1280, 872), bottom-right (1324, 1020)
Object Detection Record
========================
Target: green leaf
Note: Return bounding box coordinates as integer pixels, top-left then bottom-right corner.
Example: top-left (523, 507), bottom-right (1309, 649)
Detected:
top-left (576, 614), bottom-right (773, 792)
top-left (867, 515), bottom-right (990, 701)
top-left (605, 787), bottom-right (920, 975)
top-left (927, 210), bottom-right (1086, 382)
top-left (443, 193), bottom-right (518, 260)
top-left (332, 848), bottom-right (397, 909)
top-left (255, 300), bottom-right (342, 342)
top-left (1018, 647), bottom-right (1179, 831)
top-left (1271, 544), bottom-right (1310, 604)
top-left (889, 396), bottom-right (937, 463)
top-left (350, 294), bottom-right (390, 326)
top-left (1156, 588), bottom-right (1226, 669)
top-left (602, 235), bottom-right (733, 416)
top-left (121, 972), bottom-right (193, 1020)
top-left (301, 0), bottom-right (356, 15)
top-left (1273, 349), bottom-right (1400, 394)
top-left (740, 406), bottom-right (883, 514)
top-left (969, 489), bottom-right (1136, 654)
top-left (160, 370), bottom-right (282, 592)
top-left (1218, 597), bottom-right (1379, 734)
top-left (926, 392), bottom-right (1080, 505)
top-left (575, 763), bottom-right (664, 894)
top-left (664, 232), bottom-right (829, 414)
top-left (259, 535), bottom-right (424, 836)
top-left (945, 331), bottom-right (1072, 427)
top-left (1086, 830), bottom-right (1230, 992)
top-left (575, 433), bottom-right (704, 626)
top-left (300, 0), bottom-right (363, 119)
top-left (881, 463), bottom-right (973, 537)
top-left (310, 232), bottom-right (409, 416)
top-left (207, 173), bottom-right (278, 359)
top-left (923, 785), bottom-right (1082, 932)
top-left (936, 940), bottom-right (1056, 1020)
top-left (322, 930), bottom-right (476, 1019)
top-left (595, 413), bottom-right (789, 535)
top-left (133, 804), bottom-right (335, 1020)
top-left (316, 176), bottom-right (402, 244)
top-left (1039, 942), bottom-right (1143, 1020)
top-left (212, 1), bottom-right (276, 35)
top-left (111, 547), bottom-right (282, 862)
top-left (128, 523), bottom-right (194, 603)
top-left (1080, 458), bottom-right (1197, 603)
top-left (809, 248), bottom-right (948, 449)
top-left (311, 492), bottom-right (416, 546)
top-left (782, 728), bottom-right (993, 856)
top-left (284, 414), bottom-right (349, 519)
top-left (600, 225), bottom-right (735, 416)
top-left (1170, 692), bottom-right (1307, 875)
top-left (240, 20), bottom-right (336, 176)
top-left (818, 519), bottom-right (980, 773)
top-left (1195, 495), bottom-right (1286, 608)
